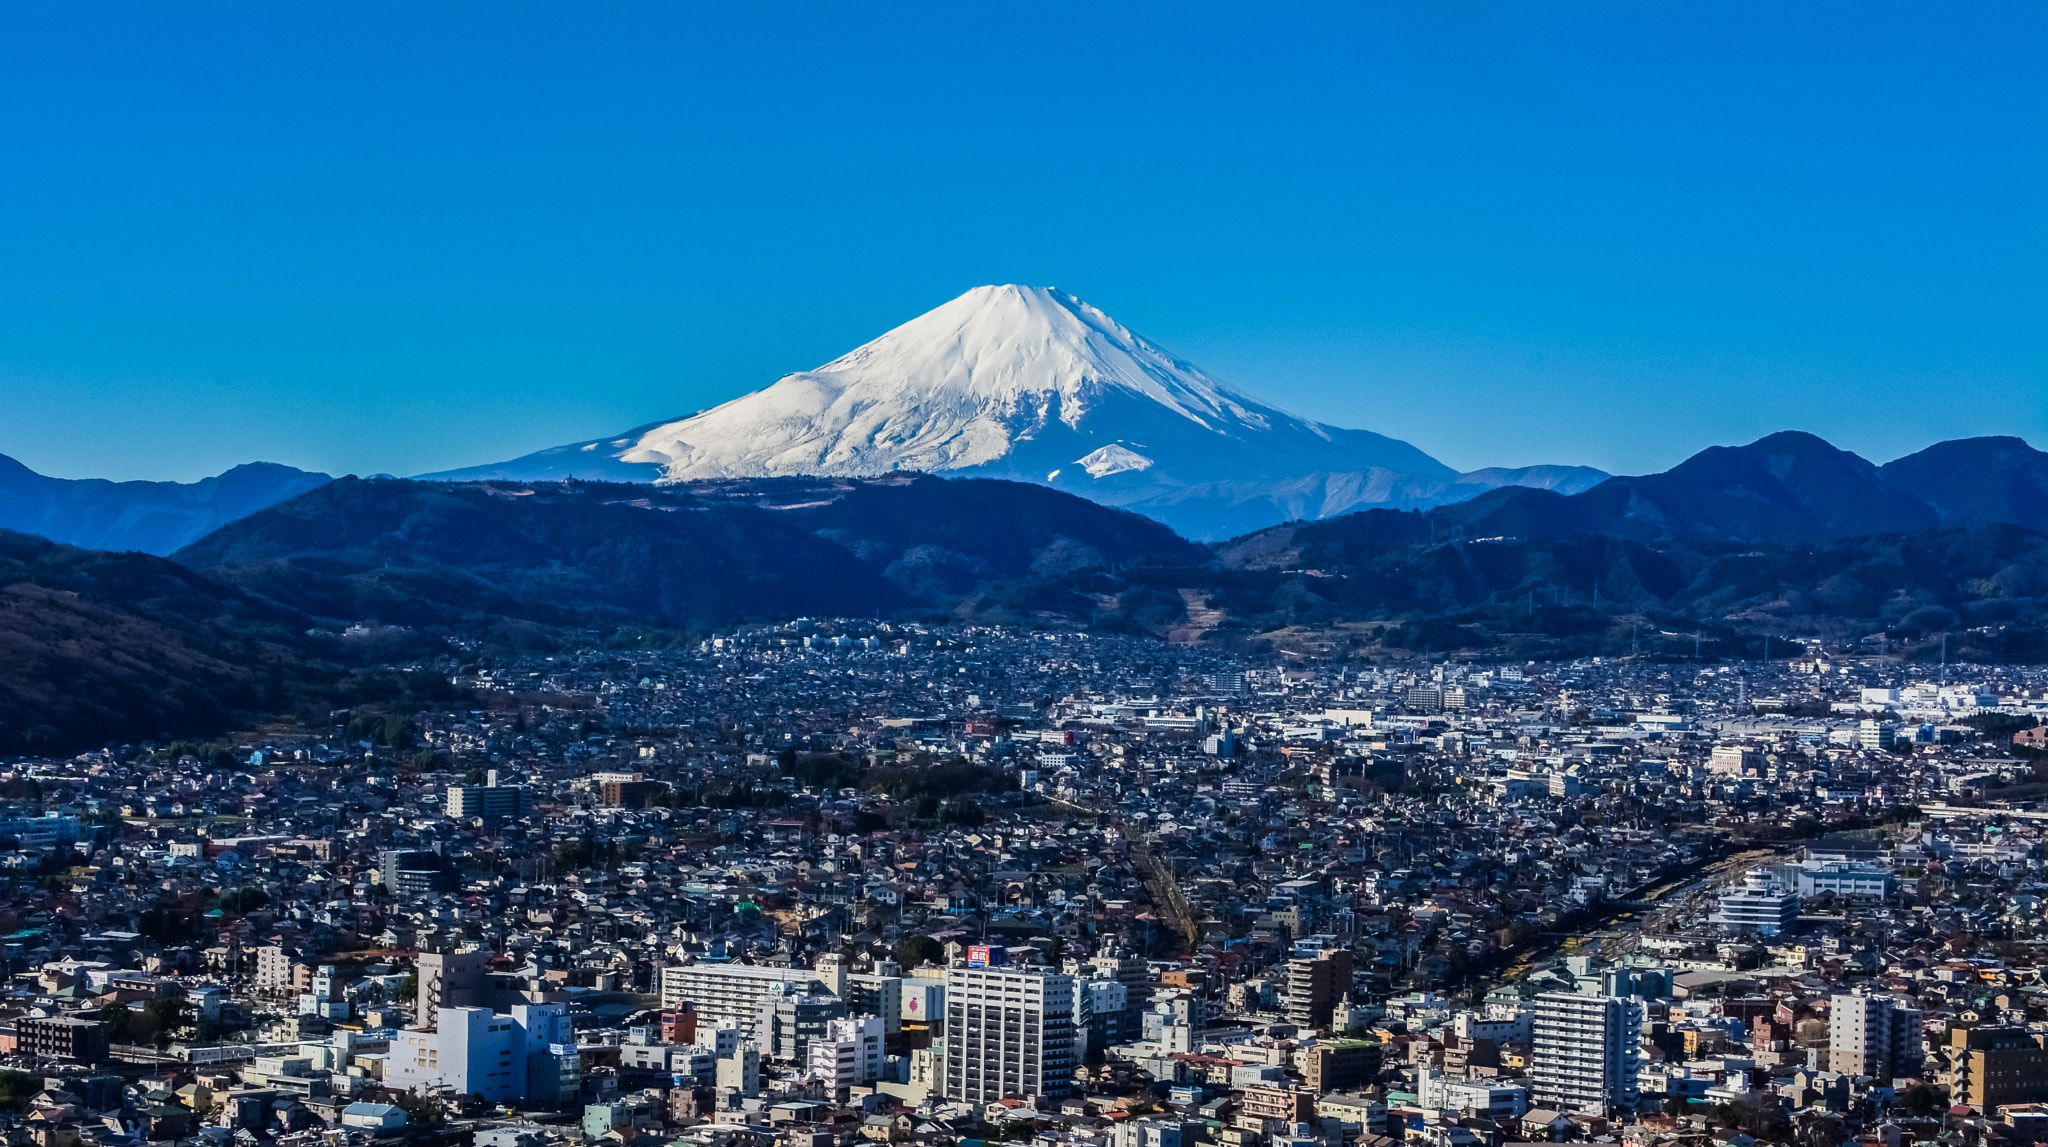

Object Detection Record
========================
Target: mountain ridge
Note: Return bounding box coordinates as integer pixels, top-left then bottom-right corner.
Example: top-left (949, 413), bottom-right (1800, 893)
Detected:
top-left (0, 453), bottom-right (331, 555)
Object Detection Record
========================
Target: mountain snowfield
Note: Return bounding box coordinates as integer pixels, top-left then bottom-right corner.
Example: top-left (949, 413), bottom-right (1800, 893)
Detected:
top-left (426, 285), bottom-right (1606, 539)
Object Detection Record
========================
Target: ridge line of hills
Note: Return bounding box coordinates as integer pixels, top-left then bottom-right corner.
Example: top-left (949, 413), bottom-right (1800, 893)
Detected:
top-left (0, 430), bottom-right (2043, 753)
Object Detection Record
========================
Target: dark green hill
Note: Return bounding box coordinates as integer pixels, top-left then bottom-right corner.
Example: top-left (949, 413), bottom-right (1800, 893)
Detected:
top-left (174, 473), bottom-right (1208, 630)
top-left (0, 530), bottom-right (329, 753)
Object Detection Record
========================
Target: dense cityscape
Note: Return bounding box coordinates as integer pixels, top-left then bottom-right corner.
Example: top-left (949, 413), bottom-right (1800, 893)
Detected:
top-left (0, 624), bottom-right (2041, 1147)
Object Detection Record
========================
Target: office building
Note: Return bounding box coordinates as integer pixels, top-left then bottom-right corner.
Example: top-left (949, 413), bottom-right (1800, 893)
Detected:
top-left (903, 975), bottom-right (945, 1034)
top-left (1712, 869), bottom-right (1801, 937)
top-left (659, 964), bottom-right (825, 1034)
top-left (660, 1003), bottom-right (697, 1045)
top-left (1831, 993), bottom-right (1924, 1082)
top-left (757, 988), bottom-right (847, 1062)
top-left (1305, 1040), bottom-right (1382, 1093)
top-left (446, 771), bottom-right (534, 822)
top-left (1951, 1026), bottom-right (2048, 1111)
top-left (846, 971), bottom-right (904, 1033)
top-left (943, 967), bottom-right (1076, 1101)
top-left (592, 772), bottom-right (666, 808)
top-left (1529, 992), bottom-right (1644, 1114)
top-left (1082, 979), bottom-right (1129, 1053)
top-left (716, 1043), bottom-right (762, 1097)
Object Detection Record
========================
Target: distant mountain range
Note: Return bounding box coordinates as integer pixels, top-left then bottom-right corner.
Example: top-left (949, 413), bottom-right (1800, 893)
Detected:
top-left (0, 453), bottom-right (329, 555)
top-left (3, 430), bottom-right (2047, 752)
top-left (424, 285), bottom-right (1608, 539)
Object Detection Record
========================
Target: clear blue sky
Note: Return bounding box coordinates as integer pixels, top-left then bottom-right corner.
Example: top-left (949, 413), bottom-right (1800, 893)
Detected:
top-left (1, 2), bottom-right (2041, 482)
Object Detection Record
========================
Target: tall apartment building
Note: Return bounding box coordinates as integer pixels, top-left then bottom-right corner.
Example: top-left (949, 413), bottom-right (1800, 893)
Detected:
top-left (446, 771), bottom-right (535, 822)
top-left (1529, 992), bottom-right (1644, 1114)
top-left (658, 964), bottom-right (825, 1034)
top-left (1951, 1026), bottom-right (2048, 1111)
top-left (253, 945), bottom-right (310, 997)
top-left (1829, 992), bottom-right (1924, 1082)
top-left (943, 967), bottom-right (1077, 1101)
top-left (1285, 949), bottom-right (1355, 1030)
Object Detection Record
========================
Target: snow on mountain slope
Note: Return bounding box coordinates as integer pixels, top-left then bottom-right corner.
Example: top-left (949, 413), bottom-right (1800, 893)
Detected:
top-left (422, 285), bottom-right (1595, 538)
top-left (608, 284), bottom-right (1449, 485)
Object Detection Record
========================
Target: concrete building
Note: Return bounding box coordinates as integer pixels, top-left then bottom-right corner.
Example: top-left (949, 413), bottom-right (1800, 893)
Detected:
top-left (415, 950), bottom-right (488, 1029)
top-left (1529, 992), bottom-right (1643, 1114)
top-left (446, 771), bottom-right (535, 821)
top-left (1417, 1066), bottom-right (1530, 1119)
top-left (845, 972), bottom-right (904, 1033)
top-left (18, 1016), bottom-right (108, 1064)
top-left (1712, 868), bottom-right (1801, 937)
top-left (942, 966), bottom-right (1076, 1101)
top-left (716, 1042), bottom-right (762, 1098)
top-left (659, 964), bottom-right (826, 1033)
top-left (1952, 1026), bottom-right (2048, 1111)
top-left (388, 1004), bottom-right (575, 1106)
top-left (380, 849), bottom-right (457, 897)
top-left (1284, 949), bottom-right (1355, 1030)
top-left (806, 1015), bottom-right (885, 1088)
top-left (1830, 992), bottom-right (1924, 1082)
top-left (757, 989), bottom-right (847, 1063)
top-left (1304, 1039), bottom-right (1381, 1092)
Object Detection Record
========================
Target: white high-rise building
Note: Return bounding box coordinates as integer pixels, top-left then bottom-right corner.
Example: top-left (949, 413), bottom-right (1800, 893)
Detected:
top-left (1829, 992), bottom-right (1924, 1082)
top-left (1529, 992), bottom-right (1643, 1114)
top-left (807, 1015), bottom-right (886, 1087)
top-left (943, 967), bottom-right (1077, 1101)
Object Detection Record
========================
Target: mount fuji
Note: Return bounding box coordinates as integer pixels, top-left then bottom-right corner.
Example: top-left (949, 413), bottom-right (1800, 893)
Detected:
top-left (425, 285), bottom-right (1605, 539)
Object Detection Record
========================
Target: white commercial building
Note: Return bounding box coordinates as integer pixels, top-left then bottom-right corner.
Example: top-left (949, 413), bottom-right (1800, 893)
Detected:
top-left (1712, 869), bottom-right (1801, 936)
top-left (1417, 1067), bottom-right (1530, 1119)
top-left (387, 1004), bottom-right (575, 1105)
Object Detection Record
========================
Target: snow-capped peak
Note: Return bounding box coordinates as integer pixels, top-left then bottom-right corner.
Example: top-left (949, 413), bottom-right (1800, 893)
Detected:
top-left (618, 285), bottom-right (1288, 480)
top-left (421, 284), bottom-right (1487, 538)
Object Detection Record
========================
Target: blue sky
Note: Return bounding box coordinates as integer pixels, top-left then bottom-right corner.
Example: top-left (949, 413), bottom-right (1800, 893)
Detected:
top-left (1, 2), bottom-right (2041, 482)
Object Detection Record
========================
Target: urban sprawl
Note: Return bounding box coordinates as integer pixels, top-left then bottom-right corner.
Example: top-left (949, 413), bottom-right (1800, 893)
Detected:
top-left (2, 623), bottom-right (2047, 1147)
